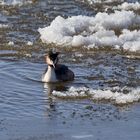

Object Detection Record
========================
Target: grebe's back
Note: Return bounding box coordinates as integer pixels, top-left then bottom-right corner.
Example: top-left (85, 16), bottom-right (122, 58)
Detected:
top-left (55, 64), bottom-right (74, 81)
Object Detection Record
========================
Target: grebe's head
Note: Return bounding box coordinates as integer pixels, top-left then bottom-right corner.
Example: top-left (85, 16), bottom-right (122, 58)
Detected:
top-left (46, 50), bottom-right (59, 68)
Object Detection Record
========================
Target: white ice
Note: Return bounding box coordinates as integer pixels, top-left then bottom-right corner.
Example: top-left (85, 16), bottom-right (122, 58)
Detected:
top-left (52, 86), bottom-right (140, 105)
top-left (0, 0), bottom-right (32, 6)
top-left (8, 41), bottom-right (14, 45)
top-left (0, 24), bottom-right (8, 28)
top-left (77, 0), bottom-right (124, 4)
top-left (38, 10), bottom-right (140, 52)
top-left (27, 41), bottom-right (33, 46)
top-left (114, 2), bottom-right (140, 11)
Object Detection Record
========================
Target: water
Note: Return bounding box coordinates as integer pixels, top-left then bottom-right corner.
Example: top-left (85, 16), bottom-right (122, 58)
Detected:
top-left (0, 0), bottom-right (140, 140)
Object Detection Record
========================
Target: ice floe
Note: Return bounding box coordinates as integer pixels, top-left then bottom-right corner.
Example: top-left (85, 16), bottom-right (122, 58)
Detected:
top-left (114, 2), bottom-right (140, 11)
top-left (0, 0), bottom-right (33, 6)
top-left (8, 41), bottom-right (14, 45)
top-left (120, 29), bottom-right (140, 51)
top-left (52, 86), bottom-right (140, 105)
top-left (27, 41), bottom-right (33, 46)
top-left (78, 0), bottom-right (124, 4)
top-left (0, 24), bottom-right (8, 28)
top-left (38, 10), bottom-right (140, 52)
top-left (38, 11), bottom-right (140, 51)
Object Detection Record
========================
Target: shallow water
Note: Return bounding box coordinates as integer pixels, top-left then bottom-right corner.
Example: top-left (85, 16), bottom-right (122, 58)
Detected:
top-left (0, 0), bottom-right (140, 140)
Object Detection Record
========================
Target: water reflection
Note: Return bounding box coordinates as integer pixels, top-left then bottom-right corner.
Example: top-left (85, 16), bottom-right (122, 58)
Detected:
top-left (43, 82), bottom-right (68, 95)
top-left (43, 82), bottom-right (68, 111)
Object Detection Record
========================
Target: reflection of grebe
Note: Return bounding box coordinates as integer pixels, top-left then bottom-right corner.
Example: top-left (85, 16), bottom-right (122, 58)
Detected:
top-left (42, 50), bottom-right (74, 83)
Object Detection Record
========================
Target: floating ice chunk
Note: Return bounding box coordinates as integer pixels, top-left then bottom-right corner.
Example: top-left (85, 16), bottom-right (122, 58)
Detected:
top-left (8, 41), bottom-right (14, 46)
top-left (0, 24), bottom-right (8, 28)
top-left (72, 35), bottom-right (98, 47)
top-left (119, 29), bottom-right (140, 51)
top-left (0, 0), bottom-right (33, 6)
top-left (79, 0), bottom-right (124, 4)
top-left (72, 135), bottom-right (93, 139)
top-left (27, 41), bottom-right (33, 46)
top-left (115, 88), bottom-right (140, 104)
top-left (115, 2), bottom-right (140, 11)
top-left (122, 41), bottom-right (140, 52)
top-left (52, 86), bottom-right (89, 98)
top-left (99, 36), bottom-right (121, 47)
top-left (93, 30), bottom-right (122, 47)
top-left (38, 11), bottom-right (140, 51)
top-left (94, 10), bottom-right (136, 29)
top-left (38, 15), bottom-right (93, 46)
top-left (120, 29), bottom-right (140, 42)
top-left (52, 86), bottom-right (140, 105)
top-left (25, 53), bottom-right (32, 57)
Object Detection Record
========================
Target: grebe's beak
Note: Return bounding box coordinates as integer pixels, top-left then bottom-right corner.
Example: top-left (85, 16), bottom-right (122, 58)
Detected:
top-left (50, 60), bottom-right (56, 68)
top-left (52, 63), bottom-right (55, 68)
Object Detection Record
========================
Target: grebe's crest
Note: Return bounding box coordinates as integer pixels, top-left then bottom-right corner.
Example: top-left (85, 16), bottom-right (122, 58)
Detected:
top-left (48, 50), bottom-right (59, 61)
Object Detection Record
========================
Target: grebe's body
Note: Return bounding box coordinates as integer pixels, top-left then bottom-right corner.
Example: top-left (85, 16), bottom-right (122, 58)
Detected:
top-left (42, 51), bottom-right (74, 83)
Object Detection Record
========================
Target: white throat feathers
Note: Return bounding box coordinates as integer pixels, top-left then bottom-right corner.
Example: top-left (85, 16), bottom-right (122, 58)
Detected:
top-left (42, 65), bottom-right (57, 82)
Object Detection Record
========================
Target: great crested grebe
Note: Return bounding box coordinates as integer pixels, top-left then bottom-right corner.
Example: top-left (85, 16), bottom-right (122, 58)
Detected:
top-left (42, 50), bottom-right (74, 83)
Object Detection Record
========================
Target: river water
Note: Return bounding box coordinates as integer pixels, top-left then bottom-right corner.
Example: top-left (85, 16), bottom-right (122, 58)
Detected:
top-left (0, 0), bottom-right (140, 140)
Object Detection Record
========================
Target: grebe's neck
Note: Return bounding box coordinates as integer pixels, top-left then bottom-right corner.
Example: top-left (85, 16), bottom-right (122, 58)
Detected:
top-left (42, 65), bottom-right (57, 82)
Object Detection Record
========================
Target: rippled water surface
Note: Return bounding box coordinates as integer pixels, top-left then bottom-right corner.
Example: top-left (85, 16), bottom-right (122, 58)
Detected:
top-left (0, 0), bottom-right (140, 140)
